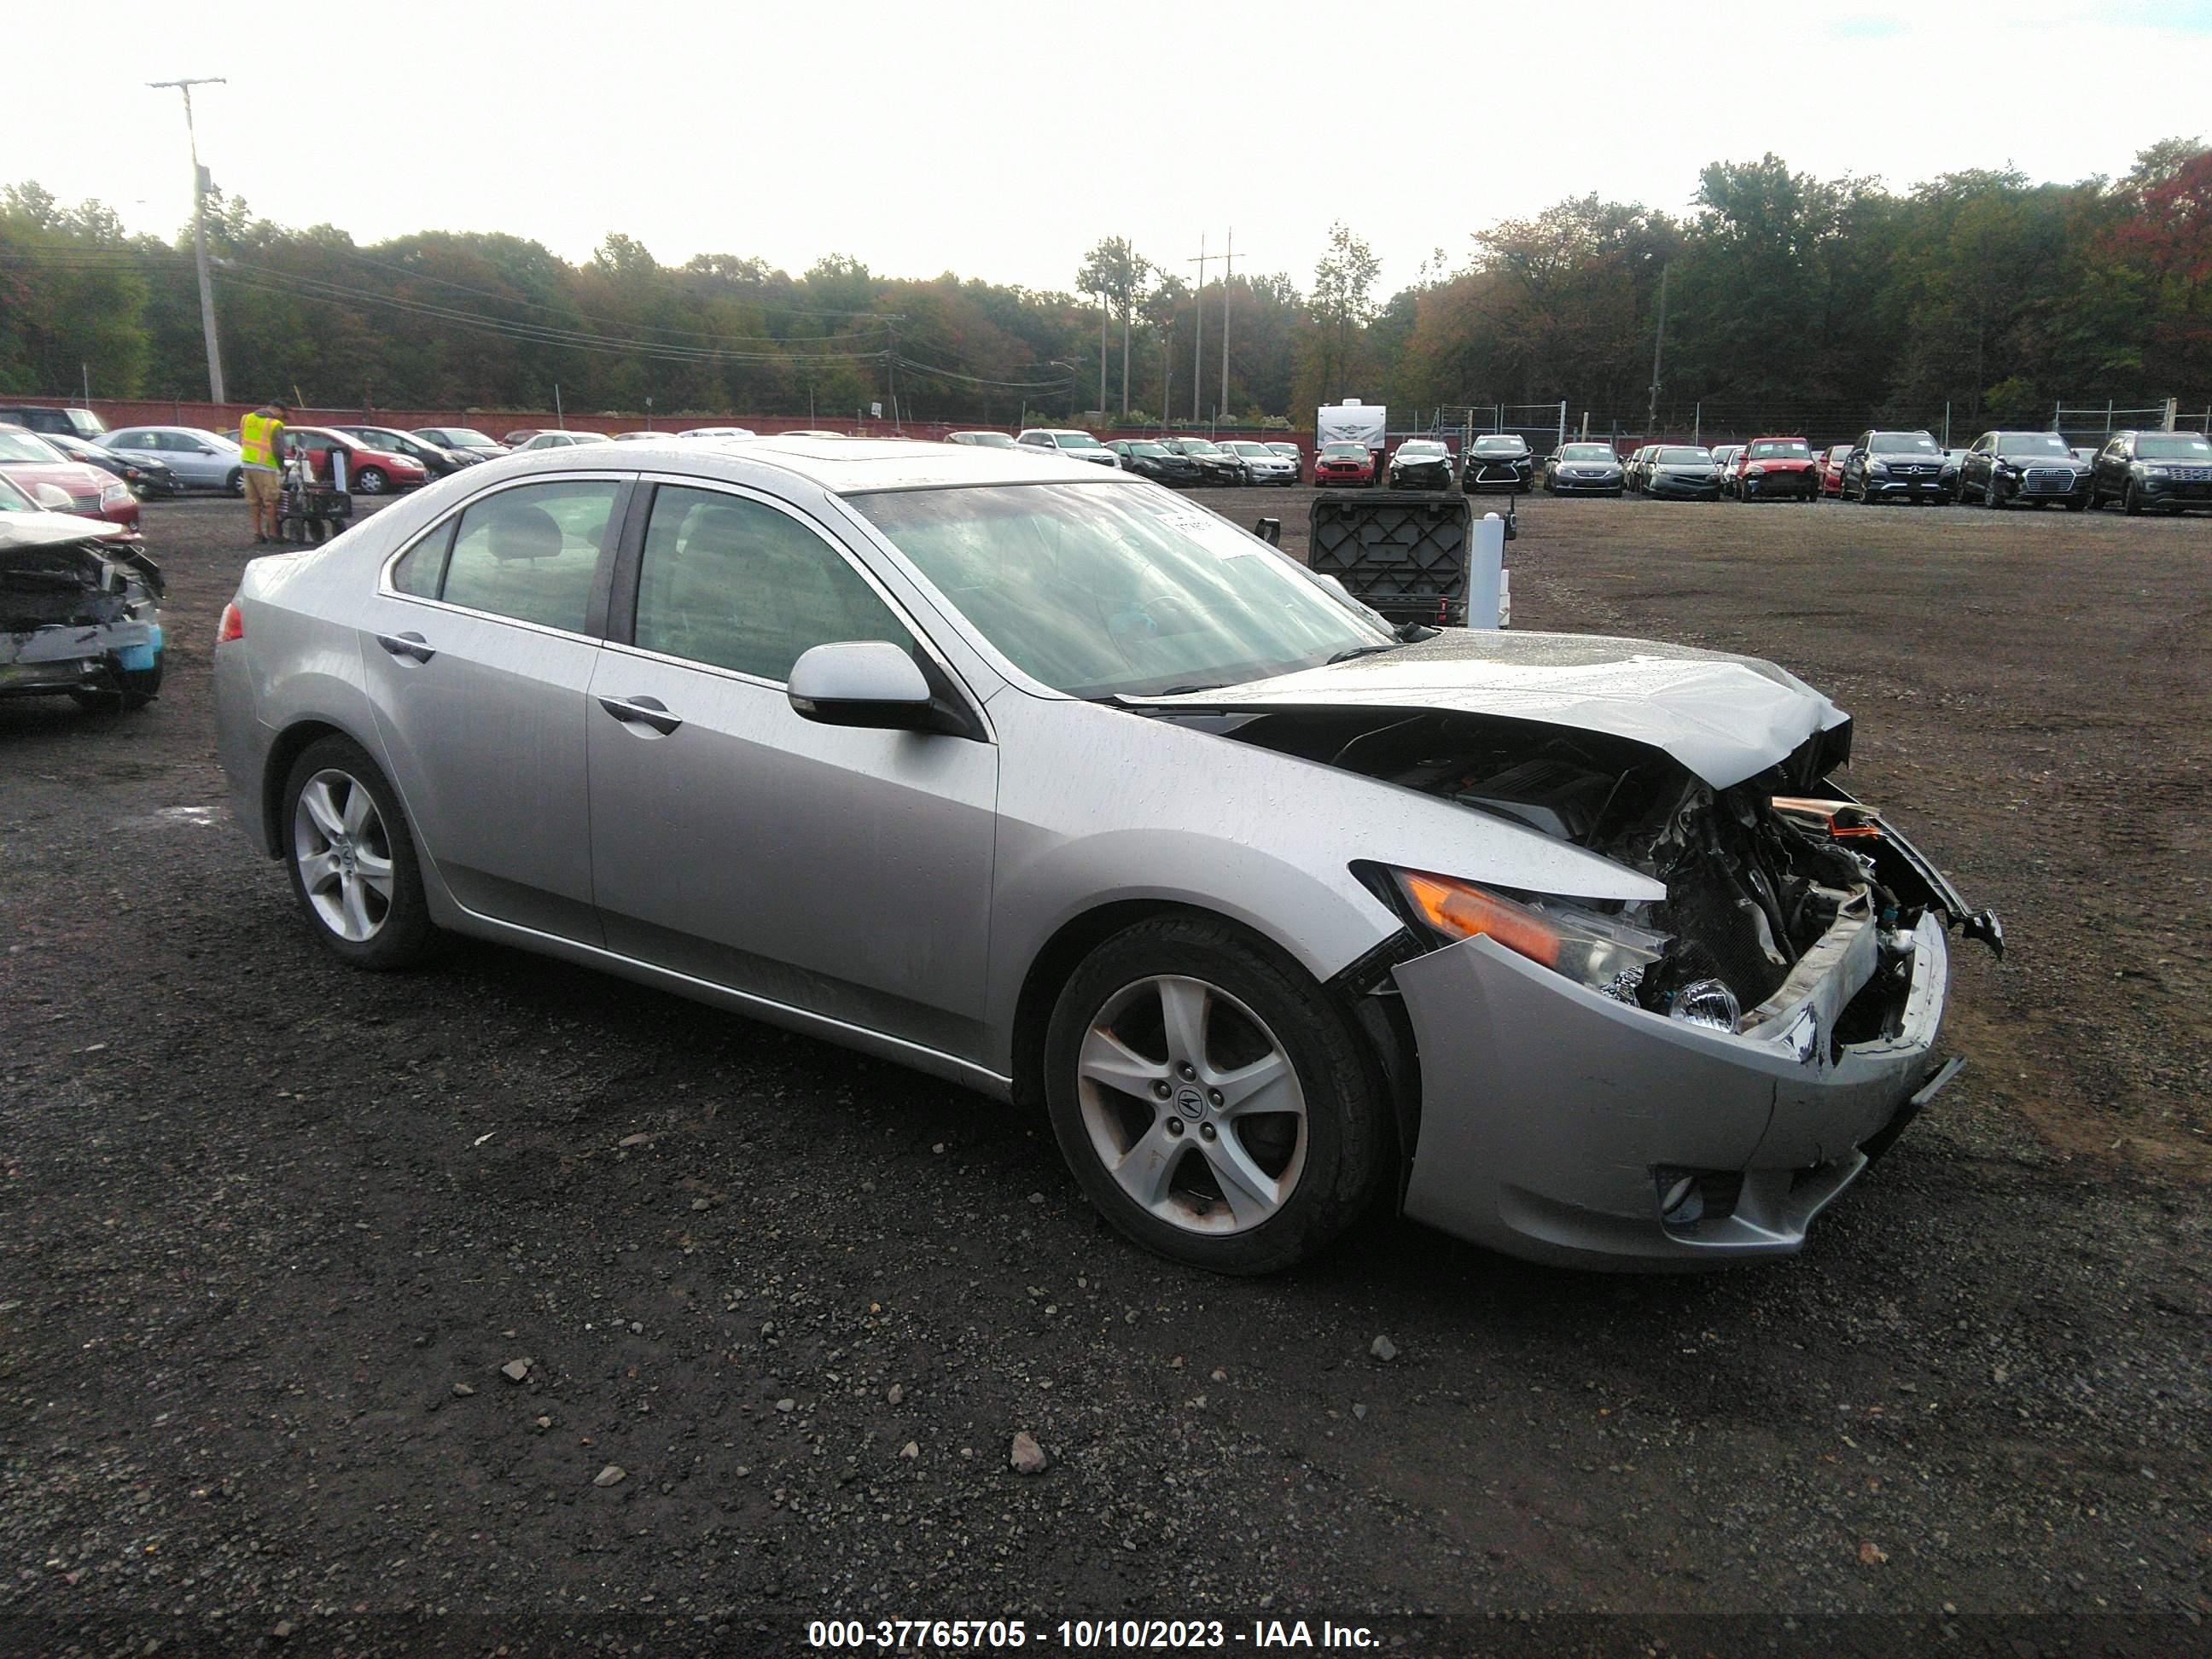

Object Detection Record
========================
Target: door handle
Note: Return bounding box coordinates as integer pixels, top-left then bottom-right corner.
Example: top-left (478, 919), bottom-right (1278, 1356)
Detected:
top-left (375, 631), bottom-right (435, 663)
top-left (597, 695), bottom-right (682, 736)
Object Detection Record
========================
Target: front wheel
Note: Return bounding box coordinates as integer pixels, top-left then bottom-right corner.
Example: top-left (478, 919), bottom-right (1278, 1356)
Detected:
top-left (352, 466), bottom-right (390, 495)
top-left (2122, 480), bottom-right (2143, 516)
top-left (281, 735), bottom-right (439, 969)
top-left (1043, 917), bottom-right (1389, 1275)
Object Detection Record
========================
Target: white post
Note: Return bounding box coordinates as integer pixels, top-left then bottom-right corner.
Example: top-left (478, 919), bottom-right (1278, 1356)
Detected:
top-left (1220, 228), bottom-right (1232, 427)
top-left (2163, 397), bottom-right (2179, 432)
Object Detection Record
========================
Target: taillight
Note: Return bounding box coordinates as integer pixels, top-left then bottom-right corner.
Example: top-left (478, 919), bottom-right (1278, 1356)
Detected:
top-left (218, 601), bottom-right (244, 644)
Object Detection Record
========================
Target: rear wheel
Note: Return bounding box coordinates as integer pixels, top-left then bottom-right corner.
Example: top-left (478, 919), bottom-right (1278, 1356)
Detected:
top-left (225, 469), bottom-right (244, 498)
top-left (353, 466), bottom-right (390, 495)
top-left (1043, 917), bottom-right (1389, 1275)
top-left (281, 736), bottom-right (439, 969)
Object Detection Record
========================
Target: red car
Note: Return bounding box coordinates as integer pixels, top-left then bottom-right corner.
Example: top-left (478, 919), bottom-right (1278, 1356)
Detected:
top-left (1817, 444), bottom-right (1852, 498)
top-left (1729, 435), bottom-right (1819, 502)
top-left (282, 428), bottom-right (429, 495)
top-left (1313, 439), bottom-right (1377, 487)
top-left (0, 423), bottom-right (142, 531)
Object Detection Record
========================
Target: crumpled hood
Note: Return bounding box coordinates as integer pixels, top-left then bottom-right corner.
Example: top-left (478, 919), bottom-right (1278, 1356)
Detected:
top-left (1137, 630), bottom-right (1848, 789)
top-left (0, 509), bottom-right (132, 551)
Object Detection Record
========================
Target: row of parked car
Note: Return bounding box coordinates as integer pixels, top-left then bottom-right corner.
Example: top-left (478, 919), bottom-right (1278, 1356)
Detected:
top-left (975, 428), bottom-right (1307, 486)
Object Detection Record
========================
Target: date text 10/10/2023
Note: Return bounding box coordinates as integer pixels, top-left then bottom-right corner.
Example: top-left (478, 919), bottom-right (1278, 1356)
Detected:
top-left (806, 1619), bottom-right (1379, 1650)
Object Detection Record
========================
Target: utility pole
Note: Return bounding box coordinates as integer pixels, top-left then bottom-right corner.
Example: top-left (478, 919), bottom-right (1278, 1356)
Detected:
top-left (1645, 262), bottom-right (1668, 437)
top-left (1186, 233), bottom-right (1206, 423)
top-left (148, 77), bottom-right (227, 405)
top-left (1220, 228), bottom-right (1233, 426)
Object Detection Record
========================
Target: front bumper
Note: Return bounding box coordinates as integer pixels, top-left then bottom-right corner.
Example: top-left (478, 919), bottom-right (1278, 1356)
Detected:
top-left (1740, 469), bottom-right (1816, 498)
top-left (1315, 467), bottom-right (1371, 486)
top-left (1862, 470), bottom-right (1947, 500)
top-left (1647, 472), bottom-right (1721, 499)
top-left (0, 617), bottom-right (163, 700)
top-left (1395, 908), bottom-right (1955, 1269)
top-left (2139, 476), bottom-right (2212, 506)
top-left (1392, 465), bottom-right (1452, 489)
top-left (1551, 474), bottom-right (1622, 493)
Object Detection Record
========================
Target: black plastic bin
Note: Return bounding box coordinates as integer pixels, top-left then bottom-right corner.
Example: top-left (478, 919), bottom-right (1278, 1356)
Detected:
top-left (1307, 491), bottom-right (1473, 626)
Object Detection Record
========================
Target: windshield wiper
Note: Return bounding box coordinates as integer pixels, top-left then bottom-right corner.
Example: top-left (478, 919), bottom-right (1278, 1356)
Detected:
top-left (1326, 643), bottom-right (1401, 664)
top-left (1150, 683), bottom-right (1229, 697)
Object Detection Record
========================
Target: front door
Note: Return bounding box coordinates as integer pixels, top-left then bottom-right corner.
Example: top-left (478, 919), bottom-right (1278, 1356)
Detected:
top-left (358, 474), bottom-right (629, 942)
top-left (585, 481), bottom-right (999, 1062)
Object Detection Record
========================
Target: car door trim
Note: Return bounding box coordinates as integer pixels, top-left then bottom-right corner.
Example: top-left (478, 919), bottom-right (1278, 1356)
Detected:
top-left (445, 901), bottom-right (1015, 1097)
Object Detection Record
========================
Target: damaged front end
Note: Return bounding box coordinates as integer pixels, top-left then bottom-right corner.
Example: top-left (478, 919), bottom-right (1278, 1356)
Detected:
top-left (1211, 701), bottom-right (2003, 1266)
top-left (1, 516), bottom-right (166, 710)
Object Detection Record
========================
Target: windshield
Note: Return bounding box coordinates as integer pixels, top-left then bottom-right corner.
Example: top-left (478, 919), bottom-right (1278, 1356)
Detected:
top-left (1560, 444), bottom-right (1614, 462)
top-left (439, 428), bottom-right (498, 447)
top-left (1997, 433), bottom-right (2070, 458)
top-left (1130, 443), bottom-right (1168, 456)
top-left (1054, 433), bottom-right (1103, 450)
top-left (1398, 442), bottom-right (1446, 457)
top-left (959, 432), bottom-right (1016, 448)
top-left (1177, 439), bottom-right (1223, 456)
top-left (1870, 431), bottom-right (1939, 454)
top-left (1228, 443), bottom-right (1272, 457)
top-left (1749, 439), bottom-right (1810, 459)
top-left (2137, 434), bottom-right (2212, 460)
top-left (1471, 437), bottom-right (1526, 454)
top-left (1320, 442), bottom-right (1365, 457)
top-left (1657, 446), bottom-right (1712, 464)
top-left (852, 482), bottom-right (1389, 699)
top-left (0, 470), bottom-right (33, 509)
top-left (0, 428), bottom-right (66, 464)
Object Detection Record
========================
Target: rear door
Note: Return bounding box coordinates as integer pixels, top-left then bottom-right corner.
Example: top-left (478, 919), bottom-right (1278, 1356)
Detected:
top-left (358, 472), bottom-right (630, 941)
top-left (585, 478), bottom-right (999, 1061)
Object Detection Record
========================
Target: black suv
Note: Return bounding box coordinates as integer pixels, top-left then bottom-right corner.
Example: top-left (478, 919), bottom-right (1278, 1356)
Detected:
top-left (1956, 431), bottom-right (2091, 510)
top-left (1459, 433), bottom-right (1534, 494)
top-left (2089, 429), bottom-right (2212, 515)
top-left (1839, 429), bottom-right (1947, 504)
top-left (0, 405), bottom-right (110, 441)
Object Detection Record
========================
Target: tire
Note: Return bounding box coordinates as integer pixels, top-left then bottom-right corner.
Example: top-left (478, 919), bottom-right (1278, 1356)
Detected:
top-left (2123, 480), bottom-right (2143, 516)
top-left (2066, 495), bottom-right (2087, 513)
top-left (225, 469), bottom-right (245, 498)
top-left (1042, 916), bottom-right (1389, 1275)
top-left (1985, 475), bottom-right (2003, 510)
top-left (353, 466), bottom-right (390, 496)
top-left (280, 735), bottom-right (439, 969)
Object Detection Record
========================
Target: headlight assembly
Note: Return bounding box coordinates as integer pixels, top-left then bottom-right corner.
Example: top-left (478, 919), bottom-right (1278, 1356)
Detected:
top-left (1386, 868), bottom-right (1670, 998)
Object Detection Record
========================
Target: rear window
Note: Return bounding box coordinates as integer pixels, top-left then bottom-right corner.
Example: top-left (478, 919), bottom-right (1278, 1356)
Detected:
top-left (403, 480), bottom-right (620, 632)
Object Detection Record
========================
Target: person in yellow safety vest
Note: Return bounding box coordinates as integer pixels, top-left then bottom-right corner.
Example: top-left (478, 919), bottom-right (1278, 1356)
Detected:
top-left (239, 400), bottom-right (290, 544)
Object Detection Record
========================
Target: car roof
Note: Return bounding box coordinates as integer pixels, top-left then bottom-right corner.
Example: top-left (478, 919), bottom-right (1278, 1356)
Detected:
top-left (493, 434), bottom-right (1121, 493)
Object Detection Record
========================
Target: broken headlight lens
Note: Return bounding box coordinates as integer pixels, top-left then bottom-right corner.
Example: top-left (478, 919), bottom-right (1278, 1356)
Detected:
top-left (1389, 869), bottom-right (1671, 998)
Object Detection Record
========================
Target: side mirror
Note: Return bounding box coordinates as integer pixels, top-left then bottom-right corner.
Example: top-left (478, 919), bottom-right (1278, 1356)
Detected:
top-left (31, 483), bottom-right (74, 510)
top-left (788, 641), bottom-right (941, 732)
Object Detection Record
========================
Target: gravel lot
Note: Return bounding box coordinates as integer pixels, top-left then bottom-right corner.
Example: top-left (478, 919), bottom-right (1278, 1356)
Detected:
top-left (3, 486), bottom-right (2207, 1653)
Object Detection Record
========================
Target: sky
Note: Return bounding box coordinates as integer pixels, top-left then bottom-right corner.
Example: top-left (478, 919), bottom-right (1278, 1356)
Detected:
top-left (10, 0), bottom-right (2212, 301)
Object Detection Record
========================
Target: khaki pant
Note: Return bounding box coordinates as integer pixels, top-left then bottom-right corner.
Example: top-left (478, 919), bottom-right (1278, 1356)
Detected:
top-left (243, 468), bottom-right (280, 508)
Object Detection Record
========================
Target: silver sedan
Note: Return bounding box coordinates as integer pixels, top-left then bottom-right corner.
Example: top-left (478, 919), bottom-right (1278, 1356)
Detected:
top-left (212, 439), bottom-right (1998, 1273)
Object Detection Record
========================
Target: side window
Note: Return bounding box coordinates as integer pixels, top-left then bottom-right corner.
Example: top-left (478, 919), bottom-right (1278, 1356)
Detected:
top-left (439, 479), bottom-right (620, 632)
top-left (389, 519), bottom-right (456, 598)
top-left (632, 485), bottom-right (914, 684)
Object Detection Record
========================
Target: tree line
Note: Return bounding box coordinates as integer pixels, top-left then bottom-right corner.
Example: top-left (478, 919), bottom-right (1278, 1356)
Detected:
top-left (2, 137), bottom-right (2203, 431)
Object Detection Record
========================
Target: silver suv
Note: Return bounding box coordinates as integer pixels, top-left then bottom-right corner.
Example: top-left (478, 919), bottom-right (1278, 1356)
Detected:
top-left (1015, 428), bottom-right (1121, 468)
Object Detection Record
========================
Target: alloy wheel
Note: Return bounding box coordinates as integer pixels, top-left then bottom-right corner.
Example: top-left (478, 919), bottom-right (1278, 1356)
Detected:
top-left (292, 769), bottom-right (396, 942)
top-left (1074, 974), bottom-right (1308, 1237)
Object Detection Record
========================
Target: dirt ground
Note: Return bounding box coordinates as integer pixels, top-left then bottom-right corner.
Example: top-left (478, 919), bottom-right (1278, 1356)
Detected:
top-left (3, 484), bottom-right (2208, 1655)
